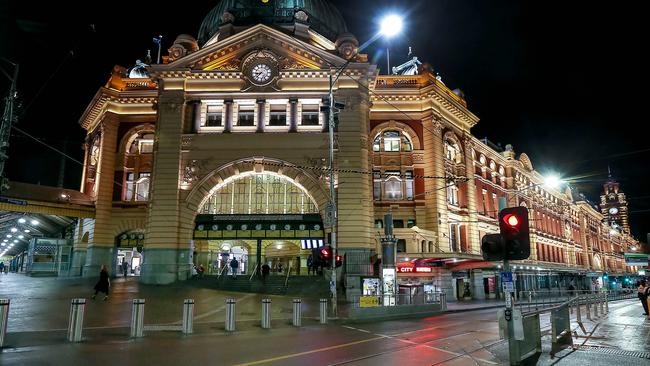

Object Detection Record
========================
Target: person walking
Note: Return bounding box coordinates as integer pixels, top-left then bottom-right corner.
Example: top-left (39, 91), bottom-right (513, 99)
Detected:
top-left (261, 263), bottom-right (270, 283)
top-left (121, 259), bottom-right (129, 278)
top-left (230, 257), bottom-right (239, 279)
top-left (0, 262), bottom-right (5, 274)
top-left (307, 254), bottom-right (314, 275)
top-left (638, 280), bottom-right (649, 315)
top-left (92, 265), bottom-right (110, 301)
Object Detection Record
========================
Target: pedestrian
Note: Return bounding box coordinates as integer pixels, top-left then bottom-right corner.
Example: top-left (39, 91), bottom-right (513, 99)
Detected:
top-left (230, 257), bottom-right (239, 278)
top-left (92, 265), bottom-right (110, 301)
top-left (121, 259), bottom-right (129, 278)
top-left (638, 280), bottom-right (649, 315)
top-left (278, 262), bottom-right (283, 274)
top-left (198, 264), bottom-right (205, 278)
top-left (191, 265), bottom-right (198, 279)
top-left (307, 254), bottom-right (314, 275)
top-left (0, 261), bottom-right (5, 274)
top-left (567, 283), bottom-right (575, 297)
top-left (261, 263), bottom-right (270, 282)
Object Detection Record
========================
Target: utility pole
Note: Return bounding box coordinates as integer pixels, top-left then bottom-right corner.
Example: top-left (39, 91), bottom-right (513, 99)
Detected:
top-left (327, 73), bottom-right (338, 316)
top-left (0, 60), bottom-right (19, 194)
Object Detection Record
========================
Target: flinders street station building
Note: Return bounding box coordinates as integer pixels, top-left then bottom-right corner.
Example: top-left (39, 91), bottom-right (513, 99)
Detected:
top-left (12, 0), bottom-right (639, 301)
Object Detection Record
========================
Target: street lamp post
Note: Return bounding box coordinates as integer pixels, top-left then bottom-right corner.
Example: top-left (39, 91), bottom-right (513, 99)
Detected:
top-left (326, 14), bottom-right (404, 316)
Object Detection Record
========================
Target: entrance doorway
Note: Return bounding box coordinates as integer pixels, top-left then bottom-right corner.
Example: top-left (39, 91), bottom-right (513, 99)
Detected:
top-left (114, 231), bottom-right (144, 277)
top-left (263, 240), bottom-right (301, 275)
top-left (206, 241), bottom-right (250, 276)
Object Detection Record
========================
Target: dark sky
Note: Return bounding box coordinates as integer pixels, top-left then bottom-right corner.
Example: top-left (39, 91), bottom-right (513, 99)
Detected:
top-left (1, 1), bottom-right (648, 241)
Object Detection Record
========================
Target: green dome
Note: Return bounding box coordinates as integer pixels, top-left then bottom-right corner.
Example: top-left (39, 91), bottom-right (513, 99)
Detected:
top-left (198, 0), bottom-right (348, 45)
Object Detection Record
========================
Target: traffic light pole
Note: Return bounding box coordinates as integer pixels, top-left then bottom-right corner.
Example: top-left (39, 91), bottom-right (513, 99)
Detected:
top-left (503, 259), bottom-right (520, 364)
top-left (328, 73), bottom-right (338, 316)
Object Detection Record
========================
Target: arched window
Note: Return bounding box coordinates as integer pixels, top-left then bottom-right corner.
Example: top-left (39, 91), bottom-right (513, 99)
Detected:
top-left (444, 139), bottom-right (460, 163)
top-left (123, 131), bottom-right (154, 202)
top-left (421, 240), bottom-right (427, 253)
top-left (384, 174), bottom-right (403, 200)
top-left (428, 241), bottom-right (434, 252)
top-left (372, 130), bottom-right (413, 152)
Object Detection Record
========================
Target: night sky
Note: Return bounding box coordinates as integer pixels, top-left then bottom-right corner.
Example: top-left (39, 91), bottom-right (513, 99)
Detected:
top-left (1, 1), bottom-right (648, 242)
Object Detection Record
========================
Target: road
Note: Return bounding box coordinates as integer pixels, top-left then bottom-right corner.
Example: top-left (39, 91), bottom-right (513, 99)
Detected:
top-left (1, 273), bottom-right (649, 365)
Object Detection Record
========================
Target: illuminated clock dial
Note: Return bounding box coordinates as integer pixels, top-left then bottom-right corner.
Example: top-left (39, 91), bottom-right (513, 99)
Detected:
top-left (608, 207), bottom-right (619, 215)
top-left (250, 63), bottom-right (272, 84)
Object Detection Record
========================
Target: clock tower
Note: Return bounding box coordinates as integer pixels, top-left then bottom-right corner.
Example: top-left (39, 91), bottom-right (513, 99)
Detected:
top-left (600, 167), bottom-right (630, 234)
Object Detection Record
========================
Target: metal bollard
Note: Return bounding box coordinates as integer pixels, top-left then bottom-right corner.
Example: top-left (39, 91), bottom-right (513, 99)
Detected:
top-left (440, 292), bottom-right (447, 311)
top-left (225, 298), bottom-right (236, 332)
top-left (182, 299), bottom-right (194, 334)
top-left (576, 297), bottom-right (582, 323)
top-left (319, 298), bottom-right (328, 324)
top-left (292, 299), bottom-right (302, 327)
top-left (599, 294), bottom-right (605, 315)
top-left (0, 299), bottom-right (9, 348)
top-left (593, 295), bottom-right (599, 317)
top-left (586, 296), bottom-right (592, 320)
top-left (67, 298), bottom-right (86, 342)
top-left (261, 299), bottom-right (271, 329)
top-left (528, 291), bottom-right (532, 304)
top-left (130, 299), bottom-right (145, 338)
top-left (605, 293), bottom-right (609, 313)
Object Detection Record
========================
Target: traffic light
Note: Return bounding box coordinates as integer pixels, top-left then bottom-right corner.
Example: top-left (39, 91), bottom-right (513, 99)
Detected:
top-left (335, 254), bottom-right (343, 268)
top-left (499, 206), bottom-right (530, 260)
top-left (481, 233), bottom-right (505, 261)
top-left (603, 272), bottom-right (609, 281)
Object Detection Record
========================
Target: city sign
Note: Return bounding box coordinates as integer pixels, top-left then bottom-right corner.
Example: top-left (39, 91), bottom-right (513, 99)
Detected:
top-left (397, 266), bottom-right (433, 273)
top-left (624, 253), bottom-right (649, 267)
top-left (359, 296), bottom-right (380, 308)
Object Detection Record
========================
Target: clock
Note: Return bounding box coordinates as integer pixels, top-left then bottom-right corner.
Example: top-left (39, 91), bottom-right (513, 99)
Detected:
top-left (241, 50), bottom-right (280, 88)
top-left (608, 207), bottom-right (619, 215)
top-left (251, 63), bottom-right (272, 84)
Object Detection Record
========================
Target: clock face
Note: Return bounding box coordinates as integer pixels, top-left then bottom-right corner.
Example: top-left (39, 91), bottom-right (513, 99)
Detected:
top-left (250, 63), bottom-right (273, 85)
top-left (608, 207), bottom-right (619, 215)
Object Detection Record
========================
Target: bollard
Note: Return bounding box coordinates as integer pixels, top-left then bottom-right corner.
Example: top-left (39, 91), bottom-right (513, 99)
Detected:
top-left (182, 299), bottom-right (194, 334)
top-left (599, 294), bottom-right (605, 315)
top-left (319, 298), bottom-right (328, 324)
top-left (130, 299), bottom-right (145, 338)
top-left (67, 298), bottom-right (86, 342)
top-left (585, 296), bottom-right (592, 321)
top-left (593, 295), bottom-right (599, 317)
top-left (225, 298), bottom-right (236, 332)
top-left (576, 297), bottom-right (582, 323)
top-left (440, 293), bottom-right (447, 311)
top-left (292, 299), bottom-right (302, 327)
top-left (261, 299), bottom-right (271, 329)
top-left (0, 299), bottom-right (9, 348)
top-left (528, 291), bottom-right (532, 304)
top-left (605, 293), bottom-right (609, 313)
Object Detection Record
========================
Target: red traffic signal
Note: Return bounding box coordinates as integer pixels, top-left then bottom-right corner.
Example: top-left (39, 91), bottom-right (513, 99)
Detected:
top-left (335, 254), bottom-right (343, 268)
top-left (498, 206), bottom-right (530, 260)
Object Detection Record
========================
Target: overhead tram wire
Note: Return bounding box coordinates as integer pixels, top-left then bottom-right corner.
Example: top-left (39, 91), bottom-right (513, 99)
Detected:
top-left (11, 125), bottom-right (148, 201)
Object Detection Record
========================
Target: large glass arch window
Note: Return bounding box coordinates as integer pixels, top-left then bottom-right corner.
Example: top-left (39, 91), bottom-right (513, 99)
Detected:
top-left (372, 130), bottom-right (413, 152)
top-left (200, 172), bottom-right (319, 214)
top-left (123, 131), bottom-right (154, 202)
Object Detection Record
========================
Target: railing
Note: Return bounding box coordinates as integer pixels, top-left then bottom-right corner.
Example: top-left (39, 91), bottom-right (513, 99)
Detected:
top-left (351, 292), bottom-right (445, 308)
top-left (216, 264), bottom-right (228, 279)
top-left (517, 288), bottom-right (635, 315)
top-left (284, 261), bottom-right (292, 288)
top-left (249, 263), bottom-right (259, 282)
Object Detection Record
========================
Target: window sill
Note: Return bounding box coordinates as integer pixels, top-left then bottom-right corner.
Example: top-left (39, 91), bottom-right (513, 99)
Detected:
top-left (198, 127), bottom-right (225, 133)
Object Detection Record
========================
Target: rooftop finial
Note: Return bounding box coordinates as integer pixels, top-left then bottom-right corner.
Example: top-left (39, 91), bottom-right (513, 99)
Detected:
top-left (608, 165), bottom-right (612, 178)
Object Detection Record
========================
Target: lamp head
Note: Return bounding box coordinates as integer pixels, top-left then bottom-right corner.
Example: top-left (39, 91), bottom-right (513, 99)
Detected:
top-left (379, 14), bottom-right (404, 38)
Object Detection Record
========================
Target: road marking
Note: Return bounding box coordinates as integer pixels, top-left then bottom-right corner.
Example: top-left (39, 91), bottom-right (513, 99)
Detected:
top-left (388, 320), bottom-right (470, 336)
top-left (191, 293), bottom-right (255, 322)
top-left (233, 336), bottom-right (386, 366)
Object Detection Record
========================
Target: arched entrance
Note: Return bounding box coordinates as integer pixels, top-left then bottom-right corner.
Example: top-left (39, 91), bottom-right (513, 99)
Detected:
top-left (192, 167), bottom-right (326, 276)
top-left (114, 230), bottom-right (145, 277)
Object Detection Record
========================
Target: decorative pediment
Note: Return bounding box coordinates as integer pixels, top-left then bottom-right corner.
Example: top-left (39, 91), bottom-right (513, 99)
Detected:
top-left (156, 25), bottom-right (347, 74)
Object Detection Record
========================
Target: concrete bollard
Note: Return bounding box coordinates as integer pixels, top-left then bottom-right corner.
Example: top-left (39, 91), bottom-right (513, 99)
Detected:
top-left (225, 298), bottom-right (236, 332)
top-left (440, 293), bottom-right (447, 311)
top-left (0, 299), bottom-right (9, 348)
top-left (261, 299), bottom-right (271, 329)
top-left (67, 298), bottom-right (86, 342)
top-left (182, 299), bottom-right (194, 334)
top-left (576, 297), bottom-right (582, 323)
top-left (292, 299), bottom-right (302, 327)
top-left (599, 294), bottom-right (605, 315)
top-left (130, 299), bottom-right (145, 338)
top-left (320, 298), bottom-right (328, 324)
top-left (605, 293), bottom-right (609, 313)
top-left (585, 296), bottom-right (592, 321)
top-left (593, 295), bottom-right (600, 317)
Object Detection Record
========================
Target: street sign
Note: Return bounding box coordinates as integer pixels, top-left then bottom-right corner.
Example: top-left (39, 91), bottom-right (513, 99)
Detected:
top-left (503, 282), bottom-right (514, 293)
top-left (501, 271), bottom-right (513, 283)
top-left (359, 296), bottom-right (379, 308)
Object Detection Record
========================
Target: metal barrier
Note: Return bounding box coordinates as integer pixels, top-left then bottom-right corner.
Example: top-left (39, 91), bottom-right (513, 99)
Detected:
top-left (225, 298), bottom-right (236, 332)
top-left (510, 313), bottom-right (542, 363)
top-left (594, 295), bottom-right (600, 317)
top-left (0, 299), bottom-right (9, 348)
top-left (550, 303), bottom-right (573, 356)
top-left (440, 293), bottom-right (447, 310)
top-left (292, 299), bottom-right (302, 327)
top-left (319, 298), bottom-right (328, 324)
top-left (261, 299), bottom-right (271, 329)
top-left (182, 299), bottom-right (194, 334)
top-left (67, 298), bottom-right (86, 342)
top-left (130, 299), bottom-right (145, 338)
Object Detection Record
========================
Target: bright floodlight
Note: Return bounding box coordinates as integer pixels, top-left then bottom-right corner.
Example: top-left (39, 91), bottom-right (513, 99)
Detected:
top-left (10, 227), bottom-right (17, 233)
top-left (543, 175), bottom-right (562, 189)
top-left (380, 14), bottom-right (404, 38)
top-left (18, 218), bottom-right (26, 223)
top-left (18, 235), bottom-right (24, 239)
top-left (24, 230), bottom-right (30, 233)
top-left (31, 219), bottom-right (39, 225)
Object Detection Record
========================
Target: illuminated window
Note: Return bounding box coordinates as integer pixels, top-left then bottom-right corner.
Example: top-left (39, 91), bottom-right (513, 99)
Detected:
top-left (237, 102), bottom-right (255, 126)
top-left (138, 135), bottom-right (154, 154)
top-left (135, 173), bottom-right (150, 201)
top-left (384, 171), bottom-right (403, 200)
top-left (269, 103), bottom-right (287, 126)
top-left (372, 130), bottom-right (413, 152)
top-left (373, 171), bottom-right (382, 201)
top-left (301, 103), bottom-right (320, 126)
top-left (405, 171), bottom-right (414, 200)
top-left (206, 104), bottom-right (223, 127)
top-left (447, 183), bottom-right (459, 206)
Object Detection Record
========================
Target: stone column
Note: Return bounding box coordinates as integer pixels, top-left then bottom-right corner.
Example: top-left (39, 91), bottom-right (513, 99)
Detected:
top-left (141, 90), bottom-right (185, 285)
top-left (83, 113), bottom-right (119, 277)
top-left (335, 87), bottom-right (375, 301)
top-left (289, 98), bottom-right (298, 132)
top-left (70, 218), bottom-right (92, 277)
top-left (224, 99), bottom-right (233, 133)
top-left (192, 100), bottom-right (202, 133)
top-left (463, 137), bottom-right (480, 254)
top-left (471, 269), bottom-right (486, 300)
top-left (256, 99), bottom-right (265, 133)
top-left (422, 116), bottom-right (449, 252)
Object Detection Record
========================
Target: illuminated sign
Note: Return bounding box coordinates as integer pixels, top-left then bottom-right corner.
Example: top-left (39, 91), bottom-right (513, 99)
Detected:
top-left (398, 266), bottom-right (432, 273)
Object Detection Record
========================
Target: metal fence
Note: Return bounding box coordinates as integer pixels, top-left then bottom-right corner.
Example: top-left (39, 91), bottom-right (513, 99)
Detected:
top-left (517, 289), bottom-right (635, 314)
top-left (351, 292), bottom-right (446, 308)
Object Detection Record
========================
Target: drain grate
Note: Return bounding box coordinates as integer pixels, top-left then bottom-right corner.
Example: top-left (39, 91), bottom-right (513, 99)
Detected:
top-left (577, 345), bottom-right (650, 359)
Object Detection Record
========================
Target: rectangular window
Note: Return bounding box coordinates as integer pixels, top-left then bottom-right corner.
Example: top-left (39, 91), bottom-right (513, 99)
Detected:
top-left (269, 103), bottom-right (287, 126)
top-left (206, 104), bottom-right (223, 127)
top-left (405, 171), bottom-right (414, 200)
top-left (124, 172), bottom-right (135, 201)
top-left (301, 103), bottom-right (320, 125)
top-left (373, 171), bottom-right (381, 201)
top-left (135, 173), bottom-right (150, 201)
top-left (396, 239), bottom-right (406, 253)
top-left (384, 132), bottom-right (401, 152)
top-left (447, 184), bottom-right (459, 206)
top-left (384, 171), bottom-right (402, 200)
top-left (237, 103), bottom-right (255, 126)
top-left (138, 140), bottom-right (153, 154)
top-left (407, 219), bottom-right (416, 228)
top-left (449, 223), bottom-right (458, 251)
top-left (374, 219), bottom-right (383, 228)
top-left (393, 220), bottom-right (405, 228)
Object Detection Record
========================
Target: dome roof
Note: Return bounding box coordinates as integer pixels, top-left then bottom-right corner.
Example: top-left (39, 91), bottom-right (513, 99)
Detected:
top-left (198, 0), bottom-right (348, 45)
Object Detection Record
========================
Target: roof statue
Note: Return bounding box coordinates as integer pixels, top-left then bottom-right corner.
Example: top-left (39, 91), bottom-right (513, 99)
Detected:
top-left (392, 56), bottom-right (422, 76)
top-left (127, 59), bottom-right (150, 78)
